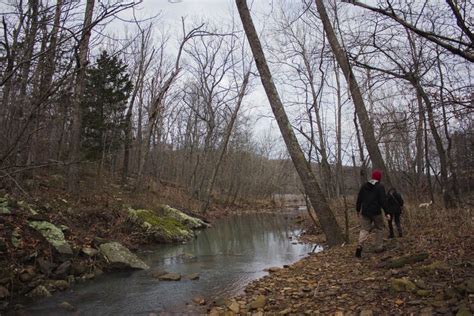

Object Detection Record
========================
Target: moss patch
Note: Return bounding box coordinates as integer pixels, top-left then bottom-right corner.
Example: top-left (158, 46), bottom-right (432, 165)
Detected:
top-left (158, 205), bottom-right (209, 229)
top-left (128, 208), bottom-right (194, 243)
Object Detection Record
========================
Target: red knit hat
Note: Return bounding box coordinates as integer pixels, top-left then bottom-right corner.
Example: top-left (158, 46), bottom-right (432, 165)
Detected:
top-left (371, 169), bottom-right (382, 181)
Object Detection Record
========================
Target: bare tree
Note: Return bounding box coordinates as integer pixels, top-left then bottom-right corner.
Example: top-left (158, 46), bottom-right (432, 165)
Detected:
top-left (236, 0), bottom-right (344, 246)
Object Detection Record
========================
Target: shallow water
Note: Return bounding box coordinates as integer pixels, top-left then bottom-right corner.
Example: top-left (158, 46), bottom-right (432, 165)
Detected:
top-left (25, 212), bottom-right (315, 315)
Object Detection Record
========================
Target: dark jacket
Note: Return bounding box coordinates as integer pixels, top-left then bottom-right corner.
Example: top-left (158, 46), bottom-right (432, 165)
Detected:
top-left (386, 189), bottom-right (404, 215)
top-left (356, 180), bottom-right (387, 217)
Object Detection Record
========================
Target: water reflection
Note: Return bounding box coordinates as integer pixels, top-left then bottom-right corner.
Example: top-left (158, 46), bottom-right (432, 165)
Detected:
top-left (25, 212), bottom-right (312, 315)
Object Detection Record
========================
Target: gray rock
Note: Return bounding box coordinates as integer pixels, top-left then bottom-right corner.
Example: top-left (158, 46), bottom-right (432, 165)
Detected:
top-left (37, 257), bottom-right (56, 275)
top-left (151, 270), bottom-right (167, 278)
top-left (99, 242), bottom-right (149, 270)
top-left (158, 273), bottom-right (181, 281)
top-left (192, 295), bottom-right (206, 305)
top-left (0, 286), bottom-right (9, 299)
top-left (28, 285), bottom-right (51, 298)
top-left (54, 261), bottom-right (71, 276)
top-left (81, 247), bottom-right (99, 257)
top-left (28, 221), bottom-right (72, 255)
top-left (19, 267), bottom-right (36, 282)
top-left (72, 261), bottom-right (87, 275)
top-left (248, 295), bottom-right (266, 310)
top-left (47, 280), bottom-right (69, 291)
top-left (58, 301), bottom-right (76, 312)
top-left (187, 273), bottom-right (200, 280)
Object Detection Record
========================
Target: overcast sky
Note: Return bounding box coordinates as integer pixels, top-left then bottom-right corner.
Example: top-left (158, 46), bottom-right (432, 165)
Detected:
top-left (114, 0), bottom-right (278, 143)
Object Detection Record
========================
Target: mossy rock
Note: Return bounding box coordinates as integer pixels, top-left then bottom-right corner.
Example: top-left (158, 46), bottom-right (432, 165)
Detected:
top-left (390, 277), bottom-right (417, 292)
top-left (128, 208), bottom-right (194, 243)
top-left (419, 261), bottom-right (450, 273)
top-left (0, 197), bottom-right (10, 215)
top-left (384, 253), bottom-right (429, 269)
top-left (416, 289), bottom-right (432, 297)
top-left (158, 205), bottom-right (209, 229)
top-left (28, 221), bottom-right (72, 255)
top-left (18, 201), bottom-right (38, 215)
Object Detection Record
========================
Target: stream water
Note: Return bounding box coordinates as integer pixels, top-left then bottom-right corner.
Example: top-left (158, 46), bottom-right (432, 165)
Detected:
top-left (25, 211), bottom-right (315, 315)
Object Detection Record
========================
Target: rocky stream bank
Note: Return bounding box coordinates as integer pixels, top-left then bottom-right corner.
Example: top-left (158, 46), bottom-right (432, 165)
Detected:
top-left (0, 194), bottom-right (209, 313)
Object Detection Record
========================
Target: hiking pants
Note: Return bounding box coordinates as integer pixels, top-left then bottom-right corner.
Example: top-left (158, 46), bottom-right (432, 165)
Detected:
top-left (388, 213), bottom-right (402, 237)
top-left (358, 214), bottom-right (384, 250)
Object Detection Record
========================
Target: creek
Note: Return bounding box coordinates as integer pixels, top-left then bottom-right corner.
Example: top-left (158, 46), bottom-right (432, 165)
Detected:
top-left (26, 211), bottom-right (315, 315)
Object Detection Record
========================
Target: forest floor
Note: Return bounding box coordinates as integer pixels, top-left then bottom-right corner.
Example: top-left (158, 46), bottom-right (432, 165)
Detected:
top-left (208, 205), bottom-right (474, 315)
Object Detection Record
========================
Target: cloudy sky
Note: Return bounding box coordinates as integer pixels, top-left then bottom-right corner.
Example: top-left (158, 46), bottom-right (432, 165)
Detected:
top-left (113, 0), bottom-right (278, 142)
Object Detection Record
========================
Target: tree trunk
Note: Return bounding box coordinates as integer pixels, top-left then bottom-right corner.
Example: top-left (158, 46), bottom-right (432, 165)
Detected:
top-left (202, 71), bottom-right (250, 212)
top-left (315, 0), bottom-right (392, 188)
top-left (67, 0), bottom-right (95, 192)
top-left (236, 0), bottom-right (344, 246)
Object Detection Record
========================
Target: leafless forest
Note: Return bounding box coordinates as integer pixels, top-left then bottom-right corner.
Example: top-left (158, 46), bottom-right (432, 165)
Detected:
top-left (0, 0), bottom-right (472, 215)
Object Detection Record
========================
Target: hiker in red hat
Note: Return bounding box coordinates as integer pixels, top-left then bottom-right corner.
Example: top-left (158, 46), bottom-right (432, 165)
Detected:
top-left (355, 169), bottom-right (388, 258)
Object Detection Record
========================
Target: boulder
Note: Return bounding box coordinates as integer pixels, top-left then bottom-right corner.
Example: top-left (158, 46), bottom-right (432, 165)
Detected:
top-left (28, 221), bottom-right (72, 255)
top-left (158, 273), bottom-right (181, 281)
top-left (127, 208), bottom-right (194, 243)
top-left (158, 205), bottom-right (209, 229)
top-left (99, 242), bottom-right (149, 270)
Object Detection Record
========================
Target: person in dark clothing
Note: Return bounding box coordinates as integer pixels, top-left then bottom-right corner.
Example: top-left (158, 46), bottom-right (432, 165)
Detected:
top-left (386, 188), bottom-right (404, 238)
top-left (355, 169), bottom-right (388, 258)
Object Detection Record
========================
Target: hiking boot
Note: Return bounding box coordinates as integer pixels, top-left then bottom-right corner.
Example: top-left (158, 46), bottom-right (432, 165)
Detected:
top-left (388, 233), bottom-right (394, 239)
top-left (355, 246), bottom-right (362, 258)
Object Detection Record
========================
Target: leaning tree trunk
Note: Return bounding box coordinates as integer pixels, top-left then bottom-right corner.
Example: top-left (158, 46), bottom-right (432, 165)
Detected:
top-left (236, 0), bottom-right (344, 246)
top-left (315, 0), bottom-right (392, 188)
